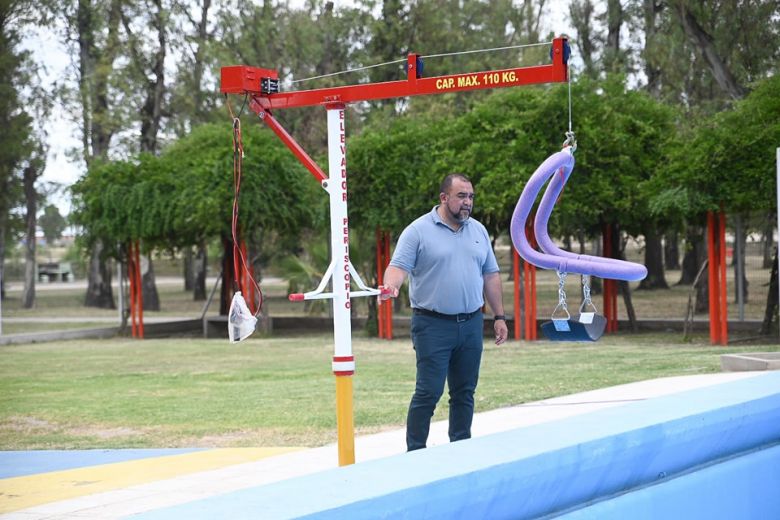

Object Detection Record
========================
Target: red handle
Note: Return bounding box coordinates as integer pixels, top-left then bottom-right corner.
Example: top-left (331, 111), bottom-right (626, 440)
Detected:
top-left (288, 293), bottom-right (305, 302)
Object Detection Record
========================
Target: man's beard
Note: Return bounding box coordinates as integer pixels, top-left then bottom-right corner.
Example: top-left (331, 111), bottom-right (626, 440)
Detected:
top-left (450, 206), bottom-right (471, 223)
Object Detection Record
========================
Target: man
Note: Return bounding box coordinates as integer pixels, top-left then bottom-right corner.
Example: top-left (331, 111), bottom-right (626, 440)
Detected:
top-left (381, 173), bottom-right (508, 451)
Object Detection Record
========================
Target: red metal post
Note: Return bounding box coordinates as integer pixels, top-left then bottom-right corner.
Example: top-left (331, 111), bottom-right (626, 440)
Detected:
top-left (707, 211), bottom-right (719, 344)
top-left (135, 240), bottom-right (145, 339)
top-left (602, 227), bottom-right (609, 332)
top-left (384, 231), bottom-right (393, 339)
top-left (250, 258), bottom-right (257, 315)
top-left (375, 228), bottom-right (385, 339)
top-left (240, 241), bottom-right (253, 314)
top-left (239, 240), bottom-right (245, 310)
top-left (707, 211), bottom-right (724, 345)
top-left (374, 229), bottom-right (393, 340)
top-left (128, 244), bottom-right (137, 339)
top-left (520, 213), bottom-right (539, 341)
top-left (523, 260), bottom-right (530, 340)
top-left (602, 224), bottom-right (618, 333)
top-left (531, 262), bottom-right (537, 340)
top-left (718, 211), bottom-right (728, 345)
top-left (523, 219), bottom-right (532, 341)
top-left (406, 53), bottom-right (419, 86)
top-left (513, 249), bottom-right (521, 341)
top-left (527, 217), bottom-right (538, 341)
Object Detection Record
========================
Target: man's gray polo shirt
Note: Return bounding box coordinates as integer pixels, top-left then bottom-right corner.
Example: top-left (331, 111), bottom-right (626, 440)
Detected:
top-left (389, 206), bottom-right (499, 315)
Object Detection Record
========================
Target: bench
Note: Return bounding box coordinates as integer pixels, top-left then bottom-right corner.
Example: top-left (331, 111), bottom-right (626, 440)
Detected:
top-left (37, 262), bottom-right (73, 282)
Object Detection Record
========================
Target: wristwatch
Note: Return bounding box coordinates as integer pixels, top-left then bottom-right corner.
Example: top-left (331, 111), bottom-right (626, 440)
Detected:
top-left (494, 315), bottom-right (506, 321)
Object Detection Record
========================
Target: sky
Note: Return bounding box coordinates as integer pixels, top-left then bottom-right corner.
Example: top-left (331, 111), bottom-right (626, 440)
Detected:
top-left (27, 0), bottom-right (576, 215)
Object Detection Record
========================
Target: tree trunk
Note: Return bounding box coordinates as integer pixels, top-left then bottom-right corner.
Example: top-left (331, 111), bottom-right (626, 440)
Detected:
top-left (113, 0), bottom-right (168, 311)
top-left (760, 248), bottom-right (778, 336)
top-left (664, 231), bottom-right (680, 270)
top-left (141, 255), bottom-right (160, 311)
top-left (677, 224), bottom-right (710, 314)
top-left (674, 1), bottom-right (746, 100)
top-left (76, 0), bottom-right (120, 163)
top-left (76, 0), bottom-right (95, 166)
top-left (183, 246), bottom-right (194, 291)
top-left (0, 224), bottom-right (5, 300)
top-left (695, 269), bottom-right (709, 314)
top-left (620, 280), bottom-right (637, 332)
top-left (191, 0), bottom-right (212, 124)
top-left (249, 237), bottom-right (263, 314)
top-left (85, 243), bottom-right (115, 308)
top-left (139, 0), bottom-right (166, 155)
top-left (643, 0), bottom-right (663, 96)
top-left (92, 0), bottom-right (121, 159)
top-left (612, 224), bottom-right (638, 330)
top-left (193, 240), bottom-right (207, 300)
top-left (366, 245), bottom-right (379, 336)
top-left (762, 213), bottom-right (774, 269)
top-left (21, 166), bottom-right (37, 309)
top-left (639, 225), bottom-right (668, 290)
top-left (220, 237), bottom-right (234, 316)
top-left (678, 225), bottom-right (706, 285)
top-left (78, 0), bottom-right (121, 310)
top-left (604, 0), bottom-right (624, 73)
top-left (569, 0), bottom-right (597, 79)
top-left (577, 229), bottom-right (586, 254)
top-left (733, 215), bottom-right (748, 303)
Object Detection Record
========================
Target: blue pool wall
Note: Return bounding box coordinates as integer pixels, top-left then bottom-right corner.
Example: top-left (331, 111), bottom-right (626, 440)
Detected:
top-left (130, 372), bottom-right (780, 520)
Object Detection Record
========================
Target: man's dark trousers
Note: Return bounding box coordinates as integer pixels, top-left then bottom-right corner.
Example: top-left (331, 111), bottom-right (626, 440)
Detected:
top-left (407, 311), bottom-right (484, 451)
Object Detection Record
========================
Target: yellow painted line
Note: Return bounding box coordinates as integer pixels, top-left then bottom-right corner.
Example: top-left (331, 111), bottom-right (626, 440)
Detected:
top-left (0, 447), bottom-right (303, 513)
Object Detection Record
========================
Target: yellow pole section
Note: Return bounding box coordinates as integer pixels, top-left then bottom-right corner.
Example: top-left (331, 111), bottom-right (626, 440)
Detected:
top-left (335, 374), bottom-right (355, 466)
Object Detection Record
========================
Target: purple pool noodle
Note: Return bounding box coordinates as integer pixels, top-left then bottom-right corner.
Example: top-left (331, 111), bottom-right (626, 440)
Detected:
top-left (510, 149), bottom-right (648, 282)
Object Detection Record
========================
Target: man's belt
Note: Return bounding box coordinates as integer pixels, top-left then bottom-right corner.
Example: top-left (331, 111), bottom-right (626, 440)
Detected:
top-left (412, 308), bottom-right (481, 322)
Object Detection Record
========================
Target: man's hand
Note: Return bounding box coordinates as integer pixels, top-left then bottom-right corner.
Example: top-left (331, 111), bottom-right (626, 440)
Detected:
top-left (378, 285), bottom-right (398, 302)
top-left (494, 319), bottom-right (508, 345)
top-left (379, 266), bottom-right (407, 303)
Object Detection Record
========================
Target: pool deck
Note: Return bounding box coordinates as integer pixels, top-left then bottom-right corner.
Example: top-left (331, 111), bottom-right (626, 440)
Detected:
top-left (0, 371), bottom-right (766, 520)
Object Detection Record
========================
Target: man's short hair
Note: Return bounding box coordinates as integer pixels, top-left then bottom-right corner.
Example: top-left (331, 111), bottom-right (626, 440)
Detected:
top-left (440, 173), bottom-right (472, 195)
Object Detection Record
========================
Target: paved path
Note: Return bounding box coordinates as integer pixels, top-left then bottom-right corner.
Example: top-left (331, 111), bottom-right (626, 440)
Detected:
top-left (0, 371), bottom-right (763, 519)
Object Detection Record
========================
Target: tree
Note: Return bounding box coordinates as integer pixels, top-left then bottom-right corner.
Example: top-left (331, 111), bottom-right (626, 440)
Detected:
top-left (650, 74), bottom-right (780, 312)
top-left (168, 0), bottom-right (214, 134)
top-left (642, 0), bottom-right (779, 110)
top-left (641, 0), bottom-right (664, 96)
top-left (602, 0), bottom-right (627, 74)
top-left (119, 0), bottom-right (171, 311)
top-left (672, 1), bottom-right (745, 100)
top-left (400, 0), bottom-right (547, 118)
top-left (212, 1), bottom-right (371, 154)
top-left (39, 204), bottom-right (68, 245)
top-left (0, 0), bottom-right (34, 300)
top-left (0, 0), bottom-right (51, 305)
top-left (72, 122), bottom-right (322, 314)
top-left (569, 0), bottom-right (598, 79)
top-left (21, 148), bottom-right (45, 309)
top-left (169, 0), bottom-right (216, 296)
top-left (62, 0), bottom-right (123, 309)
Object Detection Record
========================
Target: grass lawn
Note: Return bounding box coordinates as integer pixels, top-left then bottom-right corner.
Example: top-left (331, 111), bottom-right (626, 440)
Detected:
top-left (1, 333), bottom-right (776, 450)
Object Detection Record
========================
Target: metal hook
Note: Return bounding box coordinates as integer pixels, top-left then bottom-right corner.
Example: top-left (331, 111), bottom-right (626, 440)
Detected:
top-left (563, 130), bottom-right (577, 153)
